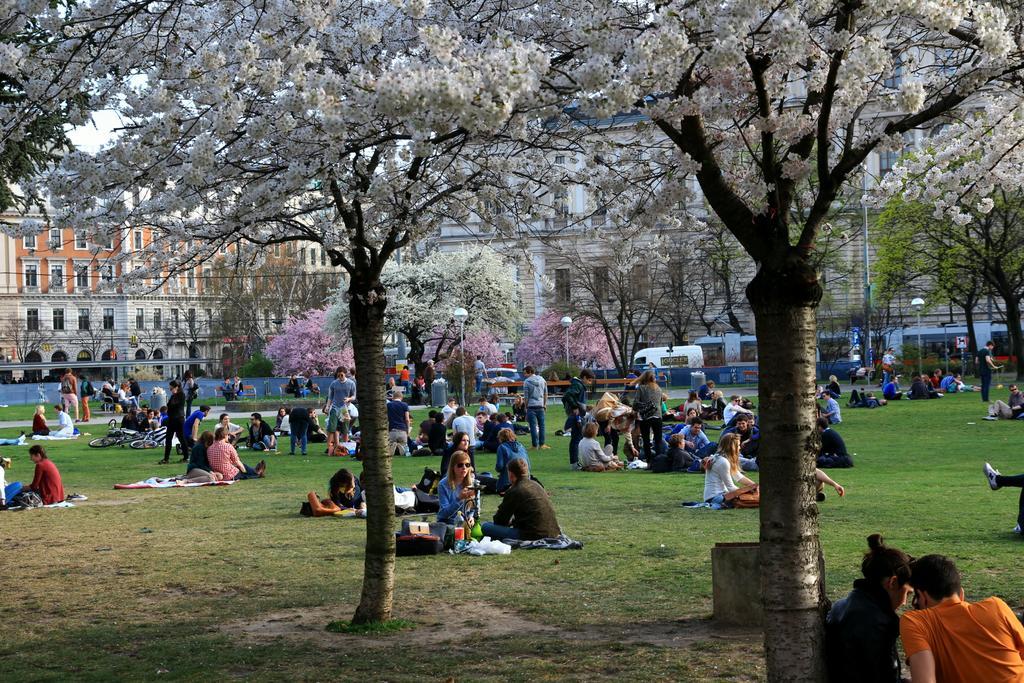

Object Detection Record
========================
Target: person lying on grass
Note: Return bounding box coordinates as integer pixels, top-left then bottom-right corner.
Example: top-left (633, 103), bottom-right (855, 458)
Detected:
top-left (1, 456), bottom-right (18, 508)
top-left (825, 533), bottom-right (913, 683)
top-left (206, 427), bottom-right (265, 481)
top-left (306, 468), bottom-right (365, 517)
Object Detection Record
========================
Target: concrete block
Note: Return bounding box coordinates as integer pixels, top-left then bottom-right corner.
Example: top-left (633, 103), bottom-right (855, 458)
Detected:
top-left (712, 541), bottom-right (764, 626)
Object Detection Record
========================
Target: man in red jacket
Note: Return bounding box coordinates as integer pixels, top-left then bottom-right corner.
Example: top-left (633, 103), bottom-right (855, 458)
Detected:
top-left (25, 445), bottom-right (64, 505)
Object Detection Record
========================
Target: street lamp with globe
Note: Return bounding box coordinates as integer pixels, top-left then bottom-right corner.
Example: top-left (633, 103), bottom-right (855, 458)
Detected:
top-left (911, 297), bottom-right (925, 375)
top-left (560, 316), bottom-right (572, 368)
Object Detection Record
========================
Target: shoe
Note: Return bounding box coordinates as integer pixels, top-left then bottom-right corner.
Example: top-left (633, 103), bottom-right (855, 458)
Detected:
top-left (178, 457), bottom-right (188, 463)
top-left (984, 416), bottom-right (998, 421)
top-left (540, 444), bottom-right (551, 450)
top-left (288, 451), bottom-right (295, 455)
top-left (555, 430), bottom-right (564, 436)
top-left (571, 462), bottom-right (581, 471)
top-left (1014, 524), bottom-right (1022, 535)
top-left (156, 459), bottom-right (169, 465)
top-left (816, 491), bottom-right (826, 502)
top-left (255, 460), bottom-right (267, 477)
top-left (985, 463), bottom-right (1001, 490)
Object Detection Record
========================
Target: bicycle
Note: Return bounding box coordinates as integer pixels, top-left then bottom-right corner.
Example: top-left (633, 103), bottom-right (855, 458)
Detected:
top-left (130, 426), bottom-right (168, 450)
top-left (88, 426), bottom-right (141, 448)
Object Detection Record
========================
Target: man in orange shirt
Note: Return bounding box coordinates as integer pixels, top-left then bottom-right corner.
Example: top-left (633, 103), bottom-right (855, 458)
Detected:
top-left (900, 554), bottom-right (1024, 683)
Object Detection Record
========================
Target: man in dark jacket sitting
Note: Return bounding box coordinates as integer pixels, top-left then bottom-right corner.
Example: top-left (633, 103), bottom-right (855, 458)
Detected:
top-left (483, 459), bottom-right (560, 541)
top-left (247, 412), bottom-right (277, 451)
top-left (816, 418), bottom-right (853, 468)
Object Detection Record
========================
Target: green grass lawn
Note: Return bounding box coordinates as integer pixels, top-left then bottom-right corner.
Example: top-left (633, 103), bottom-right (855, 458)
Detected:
top-left (2, 390), bottom-right (1022, 681)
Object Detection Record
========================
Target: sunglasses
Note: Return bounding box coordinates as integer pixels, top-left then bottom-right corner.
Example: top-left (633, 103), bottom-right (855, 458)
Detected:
top-left (455, 463), bottom-right (471, 468)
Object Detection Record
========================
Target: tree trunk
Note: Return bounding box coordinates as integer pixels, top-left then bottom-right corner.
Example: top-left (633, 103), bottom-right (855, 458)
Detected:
top-left (349, 273), bottom-right (397, 625)
top-left (406, 333), bottom-right (425, 379)
top-left (1005, 296), bottom-right (1024, 382)
top-left (746, 258), bottom-right (826, 682)
top-left (963, 305), bottom-right (978, 356)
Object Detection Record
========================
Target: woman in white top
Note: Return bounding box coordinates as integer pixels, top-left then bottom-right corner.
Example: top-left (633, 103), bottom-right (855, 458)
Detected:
top-left (703, 433), bottom-right (757, 508)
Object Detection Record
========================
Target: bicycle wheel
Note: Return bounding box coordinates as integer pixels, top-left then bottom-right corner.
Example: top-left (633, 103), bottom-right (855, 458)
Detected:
top-left (89, 435), bottom-right (121, 448)
top-left (130, 438), bottom-right (159, 449)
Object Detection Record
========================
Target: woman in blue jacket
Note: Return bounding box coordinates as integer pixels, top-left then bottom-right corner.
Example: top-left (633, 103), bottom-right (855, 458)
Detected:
top-left (495, 428), bottom-right (530, 493)
top-left (437, 450), bottom-right (477, 525)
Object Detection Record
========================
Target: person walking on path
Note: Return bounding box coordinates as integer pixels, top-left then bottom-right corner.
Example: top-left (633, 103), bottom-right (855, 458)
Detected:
top-left (59, 368), bottom-right (79, 422)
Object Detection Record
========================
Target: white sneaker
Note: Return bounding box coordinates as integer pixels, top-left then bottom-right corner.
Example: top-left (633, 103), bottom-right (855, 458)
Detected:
top-left (984, 416), bottom-right (998, 421)
top-left (985, 463), bottom-right (1001, 490)
top-left (1014, 524), bottom-right (1021, 535)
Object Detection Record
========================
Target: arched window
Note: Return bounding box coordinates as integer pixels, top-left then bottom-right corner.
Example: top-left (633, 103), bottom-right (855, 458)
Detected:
top-left (152, 348), bottom-right (164, 359)
top-left (135, 349), bottom-right (146, 360)
top-left (77, 350), bottom-right (92, 361)
top-left (101, 349), bottom-right (117, 361)
top-left (25, 351), bottom-right (41, 362)
top-left (51, 351), bottom-right (68, 363)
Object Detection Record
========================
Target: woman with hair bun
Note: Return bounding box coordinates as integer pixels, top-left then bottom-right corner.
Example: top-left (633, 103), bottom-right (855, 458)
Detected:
top-left (825, 533), bottom-right (913, 683)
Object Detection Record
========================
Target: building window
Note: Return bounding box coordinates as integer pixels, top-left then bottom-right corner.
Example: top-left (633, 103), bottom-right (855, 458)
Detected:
top-left (171, 308), bottom-right (179, 329)
top-left (100, 264), bottom-right (114, 283)
top-left (24, 263), bottom-right (38, 288)
top-left (320, 250), bottom-right (326, 267)
top-left (103, 307), bottom-right (115, 330)
top-left (23, 234), bottom-right (37, 249)
top-left (48, 228), bottom-right (62, 250)
top-left (26, 308), bottom-right (39, 331)
top-left (186, 270), bottom-right (195, 289)
top-left (74, 231), bottom-right (88, 249)
top-left (49, 265), bottom-right (64, 289)
top-left (298, 247), bottom-right (305, 264)
top-left (205, 308), bottom-right (213, 324)
top-left (136, 308), bottom-right (145, 329)
top-left (310, 248), bottom-right (316, 266)
top-left (884, 55), bottom-right (903, 89)
top-left (78, 308), bottom-right (90, 330)
top-left (133, 231), bottom-right (143, 250)
top-left (187, 308), bottom-right (196, 325)
top-left (75, 265), bottom-right (89, 289)
top-left (52, 308), bottom-right (65, 331)
top-left (153, 309), bottom-right (162, 330)
top-left (879, 150), bottom-right (900, 177)
top-left (554, 268), bottom-right (570, 306)
top-left (593, 266), bottom-right (609, 303)
top-left (273, 244), bottom-right (281, 257)
top-left (202, 267), bottom-right (212, 289)
top-left (95, 231), bottom-right (114, 250)
top-left (555, 155), bottom-right (566, 164)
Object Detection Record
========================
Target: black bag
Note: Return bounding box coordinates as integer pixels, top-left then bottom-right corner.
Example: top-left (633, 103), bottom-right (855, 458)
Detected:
top-left (417, 467), bottom-right (441, 494)
top-left (395, 533), bottom-right (444, 556)
top-left (412, 489), bottom-right (439, 513)
top-left (12, 491), bottom-right (43, 508)
top-left (634, 398), bottom-right (659, 421)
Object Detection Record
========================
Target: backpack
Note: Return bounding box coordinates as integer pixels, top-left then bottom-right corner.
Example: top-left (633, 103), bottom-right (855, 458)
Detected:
top-left (60, 377), bottom-right (73, 394)
top-left (81, 380), bottom-right (93, 397)
top-left (12, 491), bottom-right (43, 508)
top-left (188, 382), bottom-right (199, 400)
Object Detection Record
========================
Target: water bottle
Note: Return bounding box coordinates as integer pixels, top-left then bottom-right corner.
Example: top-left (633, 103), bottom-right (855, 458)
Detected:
top-left (454, 511), bottom-right (467, 551)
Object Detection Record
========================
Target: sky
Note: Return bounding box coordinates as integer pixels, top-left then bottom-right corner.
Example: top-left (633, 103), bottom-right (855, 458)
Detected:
top-left (66, 110), bottom-right (122, 153)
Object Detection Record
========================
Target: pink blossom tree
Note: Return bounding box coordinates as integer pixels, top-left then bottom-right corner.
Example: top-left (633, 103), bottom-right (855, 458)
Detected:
top-left (265, 308), bottom-right (353, 377)
top-left (515, 312), bottom-right (612, 370)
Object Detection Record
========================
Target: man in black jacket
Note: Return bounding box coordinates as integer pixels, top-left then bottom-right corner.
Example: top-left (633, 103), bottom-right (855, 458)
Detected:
top-left (816, 418), bottom-right (853, 468)
top-left (248, 413), bottom-right (277, 452)
top-left (483, 459), bottom-right (561, 541)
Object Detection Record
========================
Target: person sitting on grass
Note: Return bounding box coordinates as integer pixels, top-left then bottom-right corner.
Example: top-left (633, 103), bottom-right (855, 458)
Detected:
top-left (31, 404), bottom-right (49, 436)
top-left (819, 391), bottom-right (842, 424)
top-left (495, 428), bottom-right (530, 493)
top-left (721, 414), bottom-right (760, 470)
top-left (437, 450), bottom-right (477, 525)
top-left (697, 379), bottom-right (716, 401)
top-left (702, 434), bottom-right (757, 509)
top-left (900, 554), bottom-right (1024, 683)
top-left (825, 375), bottom-right (842, 398)
top-left (482, 458), bottom-right (561, 541)
top-left (427, 411), bottom-right (447, 456)
top-left (183, 431), bottom-right (223, 482)
top-left (206, 427), bottom-right (265, 480)
top-left (23, 445), bottom-right (64, 505)
top-left (908, 373), bottom-right (942, 400)
top-left (247, 412), bottom-right (276, 451)
top-left (306, 468), bottom-right (366, 517)
top-left (665, 433), bottom-right (701, 472)
top-left (882, 376), bottom-right (903, 401)
top-left (825, 533), bottom-right (913, 683)
top-left (216, 412), bottom-right (245, 446)
top-left (816, 418), bottom-right (853, 468)
top-left (274, 406), bottom-right (290, 434)
top-left (120, 407), bottom-right (144, 432)
top-left (985, 384), bottom-right (1024, 421)
top-left (578, 422), bottom-right (623, 472)
top-left (1, 456), bottom-right (19, 507)
top-left (51, 403), bottom-right (75, 438)
top-left (441, 432), bottom-right (476, 477)
top-left (722, 394), bottom-right (753, 427)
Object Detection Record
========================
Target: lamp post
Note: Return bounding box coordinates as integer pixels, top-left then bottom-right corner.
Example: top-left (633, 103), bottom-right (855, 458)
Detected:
top-left (911, 297), bottom-right (925, 375)
top-left (453, 307), bottom-right (469, 406)
top-left (560, 316), bottom-right (572, 368)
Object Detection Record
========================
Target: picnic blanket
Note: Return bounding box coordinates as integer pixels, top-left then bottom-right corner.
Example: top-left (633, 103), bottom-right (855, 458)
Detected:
top-left (114, 477), bottom-right (235, 490)
top-left (504, 534), bottom-right (583, 550)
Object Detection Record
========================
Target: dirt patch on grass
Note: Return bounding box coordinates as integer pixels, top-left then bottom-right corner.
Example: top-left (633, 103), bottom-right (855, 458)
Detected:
top-left (221, 600), bottom-right (759, 651)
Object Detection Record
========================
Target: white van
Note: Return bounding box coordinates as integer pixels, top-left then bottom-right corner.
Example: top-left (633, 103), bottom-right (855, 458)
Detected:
top-left (633, 346), bottom-right (704, 369)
